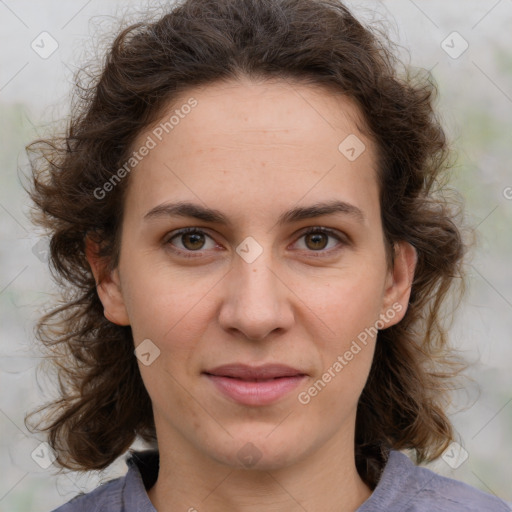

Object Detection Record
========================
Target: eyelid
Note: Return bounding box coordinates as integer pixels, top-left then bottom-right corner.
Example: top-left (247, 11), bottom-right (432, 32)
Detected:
top-left (299, 226), bottom-right (350, 246)
top-left (163, 227), bottom-right (220, 258)
top-left (164, 226), bottom-right (349, 258)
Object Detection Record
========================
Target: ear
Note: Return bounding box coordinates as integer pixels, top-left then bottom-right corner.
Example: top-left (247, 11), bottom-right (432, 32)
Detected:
top-left (380, 241), bottom-right (417, 328)
top-left (85, 234), bottom-right (130, 326)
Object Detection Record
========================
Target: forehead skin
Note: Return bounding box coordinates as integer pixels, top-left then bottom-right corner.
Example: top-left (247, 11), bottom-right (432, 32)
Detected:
top-left (123, 77), bottom-right (382, 251)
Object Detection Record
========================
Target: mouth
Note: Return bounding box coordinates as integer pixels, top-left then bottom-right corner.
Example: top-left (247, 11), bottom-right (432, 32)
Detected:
top-left (202, 363), bottom-right (308, 406)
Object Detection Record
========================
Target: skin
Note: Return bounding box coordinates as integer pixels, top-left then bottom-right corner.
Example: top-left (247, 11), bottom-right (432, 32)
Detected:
top-left (86, 76), bottom-right (416, 512)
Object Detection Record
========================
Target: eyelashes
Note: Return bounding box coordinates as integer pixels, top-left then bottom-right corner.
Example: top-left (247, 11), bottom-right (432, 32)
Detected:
top-left (164, 226), bottom-right (349, 259)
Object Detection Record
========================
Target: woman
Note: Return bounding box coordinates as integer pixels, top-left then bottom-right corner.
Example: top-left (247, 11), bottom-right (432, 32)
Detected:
top-left (25, 0), bottom-right (510, 510)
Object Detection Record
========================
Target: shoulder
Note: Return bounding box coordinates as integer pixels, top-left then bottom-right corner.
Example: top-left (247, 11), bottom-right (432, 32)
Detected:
top-left (359, 450), bottom-right (511, 512)
top-left (49, 475), bottom-right (125, 511)
top-left (48, 449), bottom-right (159, 512)
top-left (409, 464), bottom-right (511, 511)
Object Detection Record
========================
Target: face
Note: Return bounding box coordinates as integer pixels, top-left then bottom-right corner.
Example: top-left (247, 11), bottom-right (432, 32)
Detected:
top-left (87, 77), bottom-right (416, 471)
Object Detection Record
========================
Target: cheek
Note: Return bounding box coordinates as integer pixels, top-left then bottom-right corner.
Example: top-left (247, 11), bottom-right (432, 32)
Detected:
top-left (133, 299), bottom-right (203, 417)
top-left (303, 292), bottom-right (379, 419)
top-left (295, 263), bottom-right (387, 344)
top-left (122, 262), bottom-right (217, 399)
top-left (120, 258), bottom-right (213, 344)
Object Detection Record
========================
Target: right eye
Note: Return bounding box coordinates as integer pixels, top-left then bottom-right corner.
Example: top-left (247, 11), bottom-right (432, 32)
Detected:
top-left (164, 228), bottom-right (219, 257)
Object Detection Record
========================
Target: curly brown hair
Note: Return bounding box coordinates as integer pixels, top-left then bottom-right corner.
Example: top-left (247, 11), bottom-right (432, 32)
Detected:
top-left (24, 0), bottom-right (467, 488)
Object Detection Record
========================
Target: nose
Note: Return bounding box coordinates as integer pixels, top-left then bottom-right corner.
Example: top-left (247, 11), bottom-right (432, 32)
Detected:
top-left (218, 248), bottom-right (295, 342)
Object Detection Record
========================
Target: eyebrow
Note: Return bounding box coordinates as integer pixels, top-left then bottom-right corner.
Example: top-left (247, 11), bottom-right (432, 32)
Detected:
top-left (143, 199), bottom-right (365, 226)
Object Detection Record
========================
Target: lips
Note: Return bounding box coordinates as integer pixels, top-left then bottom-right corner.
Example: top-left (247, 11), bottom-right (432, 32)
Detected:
top-left (203, 363), bottom-right (307, 380)
top-left (203, 363), bottom-right (308, 406)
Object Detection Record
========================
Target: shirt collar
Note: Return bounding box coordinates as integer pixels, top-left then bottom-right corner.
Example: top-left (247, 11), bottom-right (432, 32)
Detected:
top-left (123, 449), bottom-right (160, 511)
top-left (123, 448), bottom-right (415, 511)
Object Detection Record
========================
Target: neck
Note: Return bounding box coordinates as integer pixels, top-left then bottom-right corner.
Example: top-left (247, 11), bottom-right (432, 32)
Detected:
top-left (147, 420), bottom-right (372, 512)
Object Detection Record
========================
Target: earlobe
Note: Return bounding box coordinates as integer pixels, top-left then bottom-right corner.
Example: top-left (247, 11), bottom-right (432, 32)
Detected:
top-left (381, 241), bottom-right (417, 327)
top-left (85, 234), bottom-right (130, 326)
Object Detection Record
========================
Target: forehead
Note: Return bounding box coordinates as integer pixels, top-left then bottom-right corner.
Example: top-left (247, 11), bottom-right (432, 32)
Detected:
top-left (150, 77), bottom-right (369, 153)
top-left (124, 78), bottom-right (379, 224)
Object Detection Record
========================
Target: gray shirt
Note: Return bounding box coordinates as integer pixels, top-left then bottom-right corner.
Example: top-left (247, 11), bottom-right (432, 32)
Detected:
top-left (51, 449), bottom-right (510, 511)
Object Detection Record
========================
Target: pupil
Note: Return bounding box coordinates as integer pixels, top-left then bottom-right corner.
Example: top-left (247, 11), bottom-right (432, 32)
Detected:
top-left (184, 233), bottom-right (204, 250)
top-left (307, 233), bottom-right (327, 250)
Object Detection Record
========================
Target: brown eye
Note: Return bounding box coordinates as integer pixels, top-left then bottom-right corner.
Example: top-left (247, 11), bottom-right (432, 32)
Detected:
top-left (295, 227), bottom-right (347, 255)
top-left (181, 232), bottom-right (206, 250)
top-left (304, 232), bottom-right (329, 250)
top-left (166, 228), bottom-right (217, 255)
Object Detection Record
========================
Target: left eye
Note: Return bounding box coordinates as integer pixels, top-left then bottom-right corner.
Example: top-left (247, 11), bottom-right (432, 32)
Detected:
top-left (296, 227), bottom-right (346, 252)
top-left (165, 227), bottom-right (345, 256)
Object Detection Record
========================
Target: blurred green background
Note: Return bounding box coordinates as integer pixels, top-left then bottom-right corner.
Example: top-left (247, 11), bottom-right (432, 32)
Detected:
top-left (1, 0), bottom-right (511, 510)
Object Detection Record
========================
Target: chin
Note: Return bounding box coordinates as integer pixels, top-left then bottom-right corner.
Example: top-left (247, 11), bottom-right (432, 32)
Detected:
top-left (204, 430), bottom-right (302, 471)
